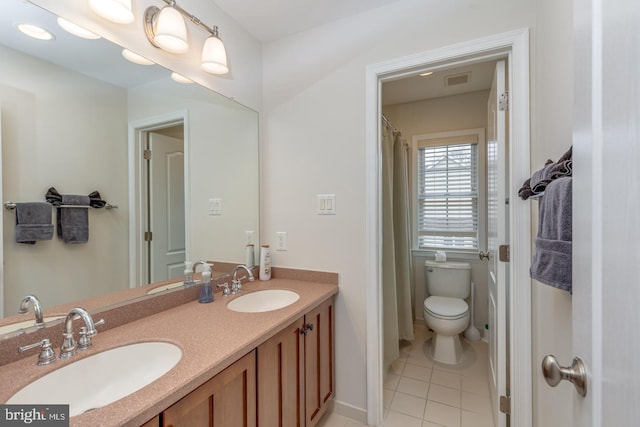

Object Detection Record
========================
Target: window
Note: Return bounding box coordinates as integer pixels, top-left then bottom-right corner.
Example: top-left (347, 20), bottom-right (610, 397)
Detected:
top-left (414, 130), bottom-right (485, 251)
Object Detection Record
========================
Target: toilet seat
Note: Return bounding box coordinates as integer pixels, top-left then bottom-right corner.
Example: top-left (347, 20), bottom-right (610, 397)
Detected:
top-left (424, 296), bottom-right (468, 320)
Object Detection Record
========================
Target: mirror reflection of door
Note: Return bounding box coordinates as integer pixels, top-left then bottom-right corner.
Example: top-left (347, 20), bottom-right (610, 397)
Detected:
top-left (144, 126), bottom-right (186, 284)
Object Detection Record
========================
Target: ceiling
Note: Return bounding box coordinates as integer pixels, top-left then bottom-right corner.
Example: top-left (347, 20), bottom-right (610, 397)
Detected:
top-left (210, 0), bottom-right (405, 43)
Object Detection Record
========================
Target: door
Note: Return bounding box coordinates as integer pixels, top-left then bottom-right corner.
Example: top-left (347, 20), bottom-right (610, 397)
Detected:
top-left (486, 59), bottom-right (508, 427)
top-left (570, 0), bottom-right (640, 425)
top-left (148, 132), bottom-right (186, 283)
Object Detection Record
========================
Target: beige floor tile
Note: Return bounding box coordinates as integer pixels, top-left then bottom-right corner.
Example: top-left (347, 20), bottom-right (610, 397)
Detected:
top-left (428, 384), bottom-right (462, 408)
top-left (461, 373), bottom-right (490, 395)
top-left (403, 363), bottom-right (432, 382)
top-left (383, 410), bottom-right (424, 427)
top-left (422, 421), bottom-right (445, 427)
top-left (461, 409), bottom-right (495, 427)
top-left (384, 373), bottom-right (400, 390)
top-left (389, 358), bottom-right (407, 376)
top-left (316, 411), bottom-right (347, 427)
top-left (431, 369), bottom-right (461, 390)
top-left (384, 388), bottom-right (395, 408)
top-left (461, 390), bottom-right (493, 416)
top-left (423, 401), bottom-right (461, 427)
top-left (390, 391), bottom-right (427, 419)
top-left (397, 377), bottom-right (430, 399)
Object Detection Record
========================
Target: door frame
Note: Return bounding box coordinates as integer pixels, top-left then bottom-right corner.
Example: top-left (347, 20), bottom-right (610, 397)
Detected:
top-left (128, 110), bottom-right (190, 288)
top-left (364, 28), bottom-right (532, 426)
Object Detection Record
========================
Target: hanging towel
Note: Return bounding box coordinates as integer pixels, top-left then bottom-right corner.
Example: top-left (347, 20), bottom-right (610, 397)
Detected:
top-left (15, 202), bottom-right (54, 244)
top-left (530, 177), bottom-right (572, 292)
top-left (57, 194), bottom-right (90, 243)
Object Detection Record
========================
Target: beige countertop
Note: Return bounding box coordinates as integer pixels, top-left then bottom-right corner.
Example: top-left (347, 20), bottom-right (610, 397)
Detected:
top-left (0, 278), bottom-right (338, 426)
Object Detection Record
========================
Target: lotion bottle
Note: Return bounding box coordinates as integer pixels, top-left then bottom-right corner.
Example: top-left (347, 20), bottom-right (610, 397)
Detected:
top-left (259, 244), bottom-right (271, 281)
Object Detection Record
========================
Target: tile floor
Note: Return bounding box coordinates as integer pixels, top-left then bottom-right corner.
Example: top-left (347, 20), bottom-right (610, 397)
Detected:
top-left (317, 323), bottom-right (495, 427)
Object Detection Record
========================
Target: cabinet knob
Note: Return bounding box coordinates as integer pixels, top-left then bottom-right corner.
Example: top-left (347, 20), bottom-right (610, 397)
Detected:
top-left (300, 323), bottom-right (314, 335)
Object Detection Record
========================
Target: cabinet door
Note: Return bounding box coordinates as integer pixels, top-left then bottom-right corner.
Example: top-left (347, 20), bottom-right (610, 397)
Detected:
top-left (162, 351), bottom-right (256, 427)
top-left (304, 297), bottom-right (334, 426)
top-left (257, 317), bottom-right (305, 426)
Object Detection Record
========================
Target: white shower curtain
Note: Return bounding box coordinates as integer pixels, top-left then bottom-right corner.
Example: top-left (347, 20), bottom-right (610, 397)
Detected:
top-left (382, 119), bottom-right (414, 368)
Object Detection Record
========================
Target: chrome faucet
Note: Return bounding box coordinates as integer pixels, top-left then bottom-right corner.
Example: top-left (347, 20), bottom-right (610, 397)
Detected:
top-left (192, 259), bottom-right (211, 273)
top-left (60, 307), bottom-right (104, 359)
top-left (18, 294), bottom-right (44, 326)
top-left (230, 264), bottom-right (255, 294)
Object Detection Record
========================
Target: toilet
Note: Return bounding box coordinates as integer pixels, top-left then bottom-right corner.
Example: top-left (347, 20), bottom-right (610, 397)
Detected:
top-left (423, 260), bottom-right (471, 364)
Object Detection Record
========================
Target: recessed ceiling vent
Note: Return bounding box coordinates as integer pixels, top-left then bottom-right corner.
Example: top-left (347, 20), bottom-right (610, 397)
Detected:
top-left (445, 72), bottom-right (471, 87)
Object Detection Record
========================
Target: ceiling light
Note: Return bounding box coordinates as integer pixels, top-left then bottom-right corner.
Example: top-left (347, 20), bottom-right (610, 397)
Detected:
top-left (17, 23), bottom-right (54, 41)
top-left (122, 49), bottom-right (155, 65)
top-left (57, 17), bottom-right (101, 39)
top-left (201, 29), bottom-right (228, 75)
top-left (171, 72), bottom-right (193, 83)
top-left (144, 4), bottom-right (188, 54)
top-left (89, 0), bottom-right (134, 24)
top-left (420, 72), bottom-right (434, 77)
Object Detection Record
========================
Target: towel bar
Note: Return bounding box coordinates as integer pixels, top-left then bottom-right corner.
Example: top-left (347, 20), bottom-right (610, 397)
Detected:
top-left (4, 201), bottom-right (118, 210)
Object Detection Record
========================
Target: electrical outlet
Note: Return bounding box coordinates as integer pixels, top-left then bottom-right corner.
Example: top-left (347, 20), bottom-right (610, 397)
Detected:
top-left (276, 232), bottom-right (287, 251)
top-left (209, 198), bottom-right (222, 215)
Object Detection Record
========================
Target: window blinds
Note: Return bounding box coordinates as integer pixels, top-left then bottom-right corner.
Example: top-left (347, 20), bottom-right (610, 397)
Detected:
top-left (417, 140), bottom-right (478, 250)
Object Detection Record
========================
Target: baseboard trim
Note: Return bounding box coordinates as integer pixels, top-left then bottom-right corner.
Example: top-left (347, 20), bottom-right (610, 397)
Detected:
top-left (333, 400), bottom-right (368, 424)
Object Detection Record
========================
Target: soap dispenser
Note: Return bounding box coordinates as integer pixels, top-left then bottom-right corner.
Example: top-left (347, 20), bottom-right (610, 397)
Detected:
top-left (198, 265), bottom-right (214, 304)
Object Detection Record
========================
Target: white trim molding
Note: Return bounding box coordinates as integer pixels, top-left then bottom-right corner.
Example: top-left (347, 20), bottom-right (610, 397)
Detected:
top-left (365, 28), bottom-right (531, 426)
top-left (128, 110), bottom-right (190, 288)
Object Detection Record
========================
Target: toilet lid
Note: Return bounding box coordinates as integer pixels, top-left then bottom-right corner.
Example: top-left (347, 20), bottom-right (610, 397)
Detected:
top-left (424, 296), bottom-right (468, 319)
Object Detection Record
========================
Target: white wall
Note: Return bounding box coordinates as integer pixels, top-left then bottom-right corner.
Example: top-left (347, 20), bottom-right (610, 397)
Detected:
top-left (127, 79), bottom-right (260, 264)
top-left (0, 45), bottom-right (130, 313)
top-left (383, 90), bottom-right (491, 331)
top-left (261, 0), bottom-right (537, 416)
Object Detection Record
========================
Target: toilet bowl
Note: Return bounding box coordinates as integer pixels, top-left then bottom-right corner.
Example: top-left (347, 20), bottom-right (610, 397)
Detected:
top-left (423, 261), bottom-right (471, 365)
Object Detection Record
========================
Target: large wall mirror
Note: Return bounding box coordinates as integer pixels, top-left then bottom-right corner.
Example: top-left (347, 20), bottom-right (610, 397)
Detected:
top-left (0, 0), bottom-right (259, 330)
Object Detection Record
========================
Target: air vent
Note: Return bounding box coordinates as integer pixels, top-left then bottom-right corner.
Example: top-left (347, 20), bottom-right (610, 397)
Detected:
top-left (445, 72), bottom-right (471, 87)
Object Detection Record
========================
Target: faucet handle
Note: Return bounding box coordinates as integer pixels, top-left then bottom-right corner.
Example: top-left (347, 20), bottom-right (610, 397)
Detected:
top-left (19, 338), bottom-right (57, 366)
top-left (216, 282), bottom-right (231, 296)
top-left (78, 319), bottom-right (105, 350)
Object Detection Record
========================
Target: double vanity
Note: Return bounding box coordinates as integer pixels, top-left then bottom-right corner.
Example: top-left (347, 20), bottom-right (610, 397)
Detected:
top-left (0, 269), bottom-right (338, 426)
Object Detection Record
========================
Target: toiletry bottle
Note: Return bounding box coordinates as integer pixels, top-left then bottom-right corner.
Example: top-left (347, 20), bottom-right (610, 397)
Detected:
top-left (246, 244), bottom-right (255, 268)
top-left (259, 244), bottom-right (271, 281)
top-left (184, 261), bottom-right (195, 286)
top-left (198, 266), bottom-right (214, 303)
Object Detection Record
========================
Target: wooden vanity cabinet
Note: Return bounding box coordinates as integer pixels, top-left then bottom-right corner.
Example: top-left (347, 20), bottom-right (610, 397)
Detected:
top-left (257, 297), bottom-right (334, 427)
top-left (161, 351), bottom-right (256, 427)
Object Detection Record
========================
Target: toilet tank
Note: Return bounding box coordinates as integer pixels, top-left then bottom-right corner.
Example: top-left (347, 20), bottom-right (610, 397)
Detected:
top-left (424, 260), bottom-right (471, 299)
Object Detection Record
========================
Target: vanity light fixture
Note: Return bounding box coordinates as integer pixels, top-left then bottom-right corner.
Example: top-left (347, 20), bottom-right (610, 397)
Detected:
top-left (17, 23), bottom-right (54, 41)
top-left (89, 0), bottom-right (134, 24)
top-left (170, 72), bottom-right (193, 83)
top-left (420, 71), bottom-right (434, 77)
top-left (144, 0), bottom-right (229, 75)
top-left (122, 49), bottom-right (155, 65)
top-left (57, 17), bottom-right (101, 40)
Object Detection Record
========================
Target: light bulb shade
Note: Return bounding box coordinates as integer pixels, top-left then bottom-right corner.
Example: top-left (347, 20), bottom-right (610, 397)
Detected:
top-left (201, 35), bottom-right (228, 75)
top-left (154, 6), bottom-right (188, 53)
top-left (89, 0), bottom-right (134, 24)
top-left (171, 72), bottom-right (193, 83)
top-left (122, 49), bottom-right (154, 65)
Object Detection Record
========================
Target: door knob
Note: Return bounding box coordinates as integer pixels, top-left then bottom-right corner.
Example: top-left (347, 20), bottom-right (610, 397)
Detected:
top-left (541, 355), bottom-right (587, 397)
top-left (478, 251), bottom-right (490, 260)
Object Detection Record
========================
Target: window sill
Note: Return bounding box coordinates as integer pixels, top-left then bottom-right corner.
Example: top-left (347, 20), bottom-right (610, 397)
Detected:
top-left (411, 249), bottom-right (480, 262)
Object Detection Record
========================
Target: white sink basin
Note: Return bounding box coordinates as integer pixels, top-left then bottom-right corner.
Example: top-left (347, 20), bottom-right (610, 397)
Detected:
top-left (0, 316), bottom-right (65, 335)
top-left (7, 342), bottom-right (182, 416)
top-left (226, 289), bottom-right (300, 313)
top-left (146, 281), bottom-right (184, 295)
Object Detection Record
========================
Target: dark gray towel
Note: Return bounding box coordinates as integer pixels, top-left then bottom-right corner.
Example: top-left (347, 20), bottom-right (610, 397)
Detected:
top-left (15, 202), bottom-right (54, 244)
top-left (530, 177), bottom-right (572, 292)
top-left (58, 195), bottom-right (90, 243)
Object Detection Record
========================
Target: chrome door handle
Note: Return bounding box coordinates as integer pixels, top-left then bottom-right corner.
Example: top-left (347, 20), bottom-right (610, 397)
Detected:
top-left (478, 251), bottom-right (490, 260)
top-left (541, 355), bottom-right (587, 397)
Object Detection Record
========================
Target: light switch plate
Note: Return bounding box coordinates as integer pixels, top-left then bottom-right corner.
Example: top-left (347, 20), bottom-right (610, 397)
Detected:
top-left (209, 198), bottom-right (222, 215)
top-left (317, 194), bottom-right (336, 215)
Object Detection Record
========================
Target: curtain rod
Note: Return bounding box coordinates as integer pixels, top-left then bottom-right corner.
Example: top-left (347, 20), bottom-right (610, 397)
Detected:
top-left (381, 114), bottom-right (401, 135)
